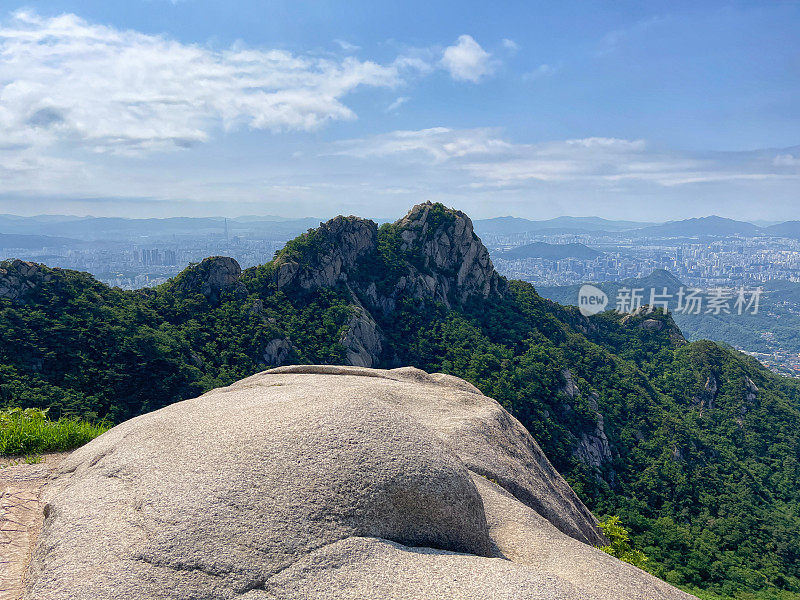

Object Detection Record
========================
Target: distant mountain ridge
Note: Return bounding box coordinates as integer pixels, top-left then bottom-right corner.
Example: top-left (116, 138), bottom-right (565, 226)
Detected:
top-left (3, 212), bottom-right (800, 243)
top-left (0, 214), bottom-right (322, 242)
top-left (477, 214), bottom-right (800, 239)
top-left (764, 220), bottom-right (800, 238)
top-left (496, 241), bottom-right (602, 261)
top-left (0, 233), bottom-right (80, 248)
top-left (474, 215), bottom-right (654, 235)
top-left (633, 216), bottom-right (762, 237)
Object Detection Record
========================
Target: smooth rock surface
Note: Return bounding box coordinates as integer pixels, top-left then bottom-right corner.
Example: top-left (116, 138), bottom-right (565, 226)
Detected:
top-left (25, 366), bottom-right (695, 600)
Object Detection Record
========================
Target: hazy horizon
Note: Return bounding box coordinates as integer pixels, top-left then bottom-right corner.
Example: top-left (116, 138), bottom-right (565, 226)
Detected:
top-left (0, 210), bottom-right (790, 228)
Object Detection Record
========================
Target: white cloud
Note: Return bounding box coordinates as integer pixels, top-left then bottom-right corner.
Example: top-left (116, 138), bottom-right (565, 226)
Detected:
top-left (335, 127), bottom-right (800, 189)
top-left (502, 38), bottom-right (519, 53)
top-left (0, 13), bottom-right (499, 163)
top-left (334, 39), bottom-right (360, 52)
top-left (1, 126), bottom-right (797, 219)
top-left (522, 63), bottom-right (558, 81)
top-left (334, 127), bottom-right (512, 162)
top-left (0, 10), bottom-right (401, 155)
top-left (385, 96), bottom-right (410, 113)
top-left (392, 54), bottom-right (436, 75)
top-left (565, 137), bottom-right (645, 150)
top-left (596, 17), bottom-right (664, 57)
top-left (440, 35), bottom-right (493, 82)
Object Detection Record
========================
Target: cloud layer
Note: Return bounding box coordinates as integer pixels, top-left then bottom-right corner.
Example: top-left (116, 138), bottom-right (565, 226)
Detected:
top-left (336, 128), bottom-right (800, 189)
top-left (0, 11), bottom-right (405, 154)
top-left (0, 10), bottom-right (795, 220)
top-left (0, 12), bottom-right (498, 160)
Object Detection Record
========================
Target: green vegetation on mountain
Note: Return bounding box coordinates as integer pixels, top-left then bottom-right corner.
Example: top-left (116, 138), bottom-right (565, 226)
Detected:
top-left (538, 269), bottom-right (800, 365)
top-left (597, 515), bottom-right (649, 570)
top-left (1, 203), bottom-right (799, 599)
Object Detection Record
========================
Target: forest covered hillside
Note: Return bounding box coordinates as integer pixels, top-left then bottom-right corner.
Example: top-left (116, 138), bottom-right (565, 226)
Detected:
top-left (2, 202), bottom-right (799, 599)
top-left (538, 270), bottom-right (800, 368)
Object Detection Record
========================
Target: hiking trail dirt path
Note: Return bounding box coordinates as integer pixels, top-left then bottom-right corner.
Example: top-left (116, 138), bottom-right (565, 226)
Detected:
top-left (0, 454), bottom-right (68, 600)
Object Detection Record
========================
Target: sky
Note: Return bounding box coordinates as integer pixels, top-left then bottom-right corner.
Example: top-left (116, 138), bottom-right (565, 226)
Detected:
top-left (0, 0), bottom-right (798, 221)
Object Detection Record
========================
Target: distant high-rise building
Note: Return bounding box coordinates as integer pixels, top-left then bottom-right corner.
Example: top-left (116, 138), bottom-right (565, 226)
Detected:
top-left (163, 249), bottom-right (177, 266)
top-left (141, 248), bottom-right (162, 266)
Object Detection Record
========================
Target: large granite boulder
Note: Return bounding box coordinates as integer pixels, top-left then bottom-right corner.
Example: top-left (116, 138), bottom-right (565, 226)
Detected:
top-left (25, 366), bottom-right (695, 600)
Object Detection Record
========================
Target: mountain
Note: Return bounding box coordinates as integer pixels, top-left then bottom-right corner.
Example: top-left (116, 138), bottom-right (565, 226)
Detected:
top-left (474, 215), bottom-right (654, 235)
top-left (764, 220), bottom-right (800, 239)
top-left (0, 233), bottom-right (80, 248)
top-left (0, 214), bottom-right (321, 241)
top-left (2, 202), bottom-right (800, 598)
top-left (538, 270), bottom-right (800, 362)
top-left (496, 241), bottom-right (602, 261)
top-left (634, 216), bottom-right (762, 238)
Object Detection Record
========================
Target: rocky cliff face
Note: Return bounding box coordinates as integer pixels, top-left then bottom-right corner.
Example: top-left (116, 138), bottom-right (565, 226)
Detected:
top-left (0, 259), bottom-right (53, 305)
top-left (391, 201), bottom-right (505, 308)
top-left (275, 216), bottom-right (378, 291)
top-left (560, 369), bottom-right (614, 472)
top-left (575, 392), bottom-right (614, 471)
top-left (271, 202), bottom-right (506, 367)
top-left (172, 256), bottom-right (246, 304)
top-left (24, 366), bottom-right (694, 600)
top-left (339, 299), bottom-right (383, 368)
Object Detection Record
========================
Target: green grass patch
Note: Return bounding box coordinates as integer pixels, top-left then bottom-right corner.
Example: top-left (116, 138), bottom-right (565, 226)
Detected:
top-left (681, 587), bottom-right (800, 600)
top-left (0, 407), bottom-right (111, 456)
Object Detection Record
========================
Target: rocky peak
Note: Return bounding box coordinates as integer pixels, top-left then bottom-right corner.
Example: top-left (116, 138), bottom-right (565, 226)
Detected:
top-left (744, 376), bottom-right (758, 401)
top-left (272, 203), bottom-right (505, 311)
top-left (268, 204), bottom-right (506, 367)
top-left (737, 376), bottom-right (760, 425)
top-left (620, 305), bottom-right (686, 347)
top-left (173, 256), bottom-right (244, 304)
top-left (394, 202), bottom-right (504, 306)
top-left (0, 259), bottom-right (53, 305)
top-left (274, 215), bottom-right (378, 291)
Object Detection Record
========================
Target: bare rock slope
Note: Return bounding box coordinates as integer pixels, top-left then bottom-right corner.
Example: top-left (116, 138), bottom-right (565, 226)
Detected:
top-left (25, 366), bottom-right (695, 600)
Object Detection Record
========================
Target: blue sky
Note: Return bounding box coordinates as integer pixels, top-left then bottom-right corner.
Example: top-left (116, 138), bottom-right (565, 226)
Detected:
top-left (0, 0), bottom-right (797, 220)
